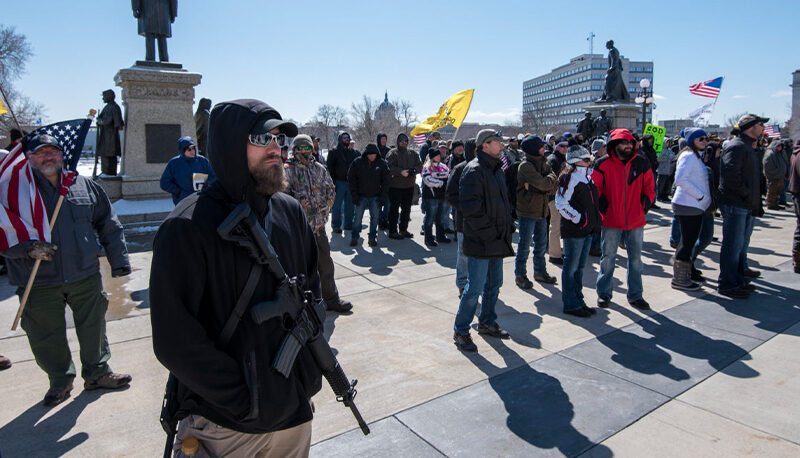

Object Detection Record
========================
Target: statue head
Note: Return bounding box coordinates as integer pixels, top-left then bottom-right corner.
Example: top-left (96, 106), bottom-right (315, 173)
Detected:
top-left (600, 109), bottom-right (607, 117)
top-left (199, 98), bottom-right (212, 110)
top-left (585, 112), bottom-right (591, 118)
top-left (102, 89), bottom-right (115, 103)
top-left (606, 40), bottom-right (614, 49)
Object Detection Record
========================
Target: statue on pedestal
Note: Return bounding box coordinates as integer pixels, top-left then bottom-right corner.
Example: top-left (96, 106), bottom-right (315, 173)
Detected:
top-left (593, 109), bottom-right (612, 137)
top-left (96, 90), bottom-right (124, 176)
top-left (597, 40), bottom-right (630, 103)
top-left (132, 0), bottom-right (177, 62)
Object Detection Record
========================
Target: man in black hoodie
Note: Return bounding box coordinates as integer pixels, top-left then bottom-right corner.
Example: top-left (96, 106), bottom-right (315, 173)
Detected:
top-left (376, 133), bottom-right (391, 229)
top-left (327, 131), bottom-right (359, 233)
top-left (150, 99), bottom-right (323, 455)
top-left (348, 143), bottom-right (390, 247)
top-left (386, 133), bottom-right (422, 239)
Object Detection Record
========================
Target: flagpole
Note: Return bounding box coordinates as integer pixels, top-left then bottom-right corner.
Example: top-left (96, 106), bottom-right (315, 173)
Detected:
top-left (11, 193), bottom-right (67, 330)
top-left (0, 82), bottom-right (24, 133)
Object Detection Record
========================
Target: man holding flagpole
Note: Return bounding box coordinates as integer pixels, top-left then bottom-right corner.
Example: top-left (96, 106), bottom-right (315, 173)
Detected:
top-left (1, 130), bottom-right (132, 407)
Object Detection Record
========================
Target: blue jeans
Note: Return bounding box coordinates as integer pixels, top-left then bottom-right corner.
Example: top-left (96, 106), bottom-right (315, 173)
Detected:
top-left (718, 205), bottom-right (750, 290)
top-left (422, 198), bottom-right (445, 238)
top-left (514, 216), bottom-right (548, 277)
top-left (596, 227), bottom-right (644, 302)
top-left (454, 257), bottom-right (503, 334)
top-left (591, 231), bottom-right (601, 252)
top-left (562, 236), bottom-right (592, 311)
top-left (352, 197), bottom-right (379, 241)
top-left (331, 180), bottom-right (354, 230)
top-left (442, 202), bottom-right (453, 231)
top-left (670, 215), bottom-right (681, 246)
top-left (456, 232), bottom-right (469, 289)
top-left (742, 212), bottom-right (755, 270)
top-left (691, 213), bottom-right (714, 261)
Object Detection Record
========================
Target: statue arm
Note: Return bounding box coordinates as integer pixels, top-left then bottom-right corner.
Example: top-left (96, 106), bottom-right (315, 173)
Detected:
top-left (131, 0), bottom-right (141, 17)
top-left (170, 0), bottom-right (177, 21)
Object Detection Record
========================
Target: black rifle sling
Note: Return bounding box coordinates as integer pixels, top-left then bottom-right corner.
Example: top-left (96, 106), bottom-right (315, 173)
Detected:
top-left (218, 263), bottom-right (262, 347)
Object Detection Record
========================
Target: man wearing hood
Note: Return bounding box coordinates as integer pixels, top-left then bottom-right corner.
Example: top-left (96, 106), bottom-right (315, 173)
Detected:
top-left (348, 143), bottom-right (390, 247)
top-left (386, 133), bottom-right (422, 239)
top-left (515, 135), bottom-right (558, 290)
top-left (717, 114), bottom-right (768, 298)
top-left (327, 131), bottom-right (359, 233)
top-left (592, 128), bottom-right (656, 310)
top-left (150, 100), bottom-right (324, 455)
top-left (96, 89), bottom-right (124, 176)
top-left (160, 136), bottom-right (215, 205)
top-left (285, 134), bottom-right (352, 313)
top-left (376, 133), bottom-right (391, 229)
top-left (194, 97), bottom-right (212, 156)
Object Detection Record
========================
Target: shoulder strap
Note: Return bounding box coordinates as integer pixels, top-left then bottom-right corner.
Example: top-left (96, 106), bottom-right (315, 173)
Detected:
top-left (217, 200), bottom-right (274, 347)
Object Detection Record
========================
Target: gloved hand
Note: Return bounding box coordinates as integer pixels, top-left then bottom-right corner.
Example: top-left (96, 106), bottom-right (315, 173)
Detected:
top-left (27, 241), bottom-right (58, 261)
top-left (112, 265), bottom-right (132, 278)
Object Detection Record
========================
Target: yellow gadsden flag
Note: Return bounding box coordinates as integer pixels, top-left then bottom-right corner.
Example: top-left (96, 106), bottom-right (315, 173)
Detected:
top-left (0, 97), bottom-right (7, 115)
top-left (410, 89), bottom-right (474, 136)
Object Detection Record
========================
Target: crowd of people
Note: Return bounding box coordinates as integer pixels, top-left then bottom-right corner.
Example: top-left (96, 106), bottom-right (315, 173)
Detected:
top-left (2, 102), bottom-right (798, 456)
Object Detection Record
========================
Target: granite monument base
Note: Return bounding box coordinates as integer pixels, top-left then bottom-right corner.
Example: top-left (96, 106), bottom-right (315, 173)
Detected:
top-left (585, 103), bottom-right (641, 135)
top-left (103, 63), bottom-right (202, 200)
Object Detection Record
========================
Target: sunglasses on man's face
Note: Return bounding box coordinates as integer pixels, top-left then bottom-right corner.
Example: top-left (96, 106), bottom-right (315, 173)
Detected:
top-left (295, 145), bottom-right (313, 152)
top-left (618, 140), bottom-right (634, 145)
top-left (341, 135), bottom-right (350, 140)
top-left (248, 132), bottom-right (286, 147)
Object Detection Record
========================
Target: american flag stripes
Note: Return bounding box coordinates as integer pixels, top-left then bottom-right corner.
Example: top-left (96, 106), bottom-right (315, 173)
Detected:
top-left (0, 119), bottom-right (90, 251)
top-left (413, 133), bottom-right (427, 147)
top-left (689, 77), bottom-right (723, 98)
top-left (764, 125), bottom-right (780, 139)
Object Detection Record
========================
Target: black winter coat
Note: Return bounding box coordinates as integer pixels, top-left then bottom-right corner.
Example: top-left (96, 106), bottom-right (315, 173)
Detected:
top-left (446, 161), bottom-right (467, 233)
top-left (718, 133), bottom-right (762, 212)
top-left (327, 132), bottom-right (359, 182)
top-left (150, 99), bottom-right (322, 435)
top-left (459, 151), bottom-right (515, 258)
top-left (347, 152), bottom-right (390, 202)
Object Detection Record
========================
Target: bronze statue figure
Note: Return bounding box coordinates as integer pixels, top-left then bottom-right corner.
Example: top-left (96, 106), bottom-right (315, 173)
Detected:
top-left (593, 109), bottom-right (612, 137)
top-left (194, 98), bottom-right (211, 156)
top-left (96, 90), bottom-right (124, 176)
top-left (598, 40), bottom-right (629, 103)
top-left (132, 0), bottom-right (177, 62)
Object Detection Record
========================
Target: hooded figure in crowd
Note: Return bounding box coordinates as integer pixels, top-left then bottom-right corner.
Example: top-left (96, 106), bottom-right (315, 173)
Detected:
top-left (159, 136), bottom-right (215, 205)
top-left (150, 99), bottom-right (324, 455)
top-left (327, 131), bottom-right (359, 232)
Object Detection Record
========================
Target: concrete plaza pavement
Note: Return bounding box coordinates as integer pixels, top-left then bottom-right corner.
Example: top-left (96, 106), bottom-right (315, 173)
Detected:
top-left (0, 204), bottom-right (799, 457)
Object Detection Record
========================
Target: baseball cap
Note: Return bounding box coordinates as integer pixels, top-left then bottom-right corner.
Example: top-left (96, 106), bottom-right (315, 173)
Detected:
top-left (25, 134), bottom-right (63, 154)
top-left (736, 114), bottom-right (769, 131)
top-left (476, 129), bottom-right (502, 145)
top-left (250, 116), bottom-right (298, 137)
top-left (437, 140), bottom-right (448, 148)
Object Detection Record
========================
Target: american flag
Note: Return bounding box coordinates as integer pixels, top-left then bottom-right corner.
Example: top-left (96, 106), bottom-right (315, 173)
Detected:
top-left (0, 119), bottom-right (90, 251)
top-left (764, 125), bottom-right (780, 139)
top-left (689, 77), bottom-right (723, 98)
top-left (413, 133), bottom-right (427, 147)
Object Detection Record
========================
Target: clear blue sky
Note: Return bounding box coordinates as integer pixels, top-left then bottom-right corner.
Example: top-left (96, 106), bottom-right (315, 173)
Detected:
top-left (5, 0), bottom-right (798, 129)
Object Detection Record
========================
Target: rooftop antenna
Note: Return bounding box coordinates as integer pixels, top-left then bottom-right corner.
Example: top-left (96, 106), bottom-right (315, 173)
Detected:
top-left (587, 32), bottom-right (595, 55)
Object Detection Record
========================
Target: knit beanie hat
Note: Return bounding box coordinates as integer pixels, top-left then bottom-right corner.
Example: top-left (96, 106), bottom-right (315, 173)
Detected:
top-left (520, 135), bottom-right (546, 157)
top-left (591, 139), bottom-right (606, 154)
top-left (682, 128), bottom-right (707, 149)
top-left (566, 145), bottom-right (592, 164)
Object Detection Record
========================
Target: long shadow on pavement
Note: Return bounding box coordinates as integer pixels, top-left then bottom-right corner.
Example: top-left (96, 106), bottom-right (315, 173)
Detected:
top-left (0, 389), bottom-right (122, 456)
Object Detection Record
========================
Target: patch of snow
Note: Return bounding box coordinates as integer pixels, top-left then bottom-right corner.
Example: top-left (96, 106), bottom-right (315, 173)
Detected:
top-left (113, 198), bottom-right (174, 216)
top-left (124, 225), bottom-right (161, 234)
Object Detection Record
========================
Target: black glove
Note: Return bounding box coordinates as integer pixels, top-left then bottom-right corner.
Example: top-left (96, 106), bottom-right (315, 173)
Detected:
top-left (27, 241), bottom-right (58, 261)
top-left (112, 266), bottom-right (132, 278)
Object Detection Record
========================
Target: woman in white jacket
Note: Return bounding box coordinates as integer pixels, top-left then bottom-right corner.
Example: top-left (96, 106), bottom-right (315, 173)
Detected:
top-left (671, 127), bottom-right (712, 291)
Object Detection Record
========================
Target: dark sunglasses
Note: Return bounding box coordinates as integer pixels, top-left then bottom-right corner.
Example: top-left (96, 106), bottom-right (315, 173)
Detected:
top-left (248, 132), bottom-right (286, 147)
top-left (696, 136), bottom-right (708, 142)
top-left (341, 135), bottom-right (351, 140)
top-left (618, 140), bottom-right (634, 145)
top-left (294, 145), bottom-right (313, 152)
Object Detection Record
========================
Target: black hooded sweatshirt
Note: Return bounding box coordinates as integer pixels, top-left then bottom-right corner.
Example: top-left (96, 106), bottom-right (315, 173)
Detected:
top-left (327, 131), bottom-right (359, 181)
top-left (376, 133), bottom-right (390, 158)
top-left (150, 99), bottom-right (323, 434)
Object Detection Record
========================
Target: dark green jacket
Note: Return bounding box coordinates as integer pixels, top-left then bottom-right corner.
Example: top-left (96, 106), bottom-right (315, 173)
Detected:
top-left (516, 155), bottom-right (556, 219)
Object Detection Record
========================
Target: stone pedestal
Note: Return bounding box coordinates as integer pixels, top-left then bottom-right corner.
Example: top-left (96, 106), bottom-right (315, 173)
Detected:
top-left (791, 69), bottom-right (800, 142)
top-left (584, 103), bottom-right (641, 135)
top-left (99, 63), bottom-right (201, 200)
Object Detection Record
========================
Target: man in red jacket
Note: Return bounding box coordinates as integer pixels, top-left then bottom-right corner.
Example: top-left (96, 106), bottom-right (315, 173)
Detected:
top-left (591, 129), bottom-right (656, 310)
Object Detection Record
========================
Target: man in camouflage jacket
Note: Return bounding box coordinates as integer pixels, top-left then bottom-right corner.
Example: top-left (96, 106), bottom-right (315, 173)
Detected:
top-left (285, 135), bottom-right (352, 313)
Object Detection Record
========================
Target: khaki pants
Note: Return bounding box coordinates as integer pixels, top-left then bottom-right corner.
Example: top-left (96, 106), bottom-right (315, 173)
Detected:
top-left (548, 201), bottom-right (562, 259)
top-left (174, 415), bottom-right (312, 458)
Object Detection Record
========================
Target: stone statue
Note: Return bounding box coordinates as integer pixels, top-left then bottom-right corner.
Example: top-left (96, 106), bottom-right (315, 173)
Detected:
top-left (598, 40), bottom-right (630, 103)
top-left (576, 112), bottom-right (594, 139)
top-left (96, 89), bottom-right (124, 176)
top-left (194, 98), bottom-right (211, 156)
top-left (593, 109), bottom-right (612, 137)
top-left (132, 0), bottom-right (177, 62)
